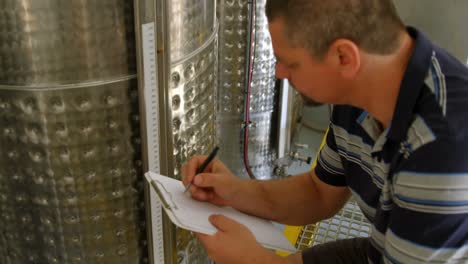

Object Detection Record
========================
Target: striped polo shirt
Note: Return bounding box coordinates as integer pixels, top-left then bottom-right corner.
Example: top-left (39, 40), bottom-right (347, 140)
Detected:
top-left (315, 27), bottom-right (468, 263)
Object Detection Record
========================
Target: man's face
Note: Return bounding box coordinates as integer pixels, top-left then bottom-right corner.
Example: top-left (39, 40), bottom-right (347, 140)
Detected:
top-left (269, 18), bottom-right (345, 105)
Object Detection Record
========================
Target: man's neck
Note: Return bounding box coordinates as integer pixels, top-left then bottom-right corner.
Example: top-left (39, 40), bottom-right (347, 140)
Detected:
top-left (352, 31), bottom-right (415, 128)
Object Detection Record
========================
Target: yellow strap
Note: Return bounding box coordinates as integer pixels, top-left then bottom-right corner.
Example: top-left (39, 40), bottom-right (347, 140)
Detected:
top-left (276, 225), bottom-right (303, 256)
top-left (311, 127), bottom-right (329, 170)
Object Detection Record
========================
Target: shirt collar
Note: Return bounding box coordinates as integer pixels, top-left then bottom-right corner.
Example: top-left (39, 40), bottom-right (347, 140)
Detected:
top-left (387, 27), bottom-right (434, 142)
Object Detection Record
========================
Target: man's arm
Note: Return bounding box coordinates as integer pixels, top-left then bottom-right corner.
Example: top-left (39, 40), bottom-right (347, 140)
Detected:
top-left (232, 169), bottom-right (351, 225)
top-left (184, 126), bottom-right (350, 226)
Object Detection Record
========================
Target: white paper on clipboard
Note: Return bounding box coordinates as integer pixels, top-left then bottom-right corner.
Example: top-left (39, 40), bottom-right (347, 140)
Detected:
top-left (145, 172), bottom-right (297, 253)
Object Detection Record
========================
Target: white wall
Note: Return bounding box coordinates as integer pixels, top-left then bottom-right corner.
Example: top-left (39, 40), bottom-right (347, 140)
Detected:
top-left (394, 0), bottom-right (468, 64)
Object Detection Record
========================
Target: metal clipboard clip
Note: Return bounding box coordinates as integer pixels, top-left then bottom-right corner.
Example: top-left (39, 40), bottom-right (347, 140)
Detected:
top-left (150, 180), bottom-right (178, 210)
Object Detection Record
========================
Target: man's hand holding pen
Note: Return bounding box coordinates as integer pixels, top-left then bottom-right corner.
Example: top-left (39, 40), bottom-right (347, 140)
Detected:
top-left (182, 150), bottom-right (242, 208)
top-left (182, 151), bottom-right (279, 264)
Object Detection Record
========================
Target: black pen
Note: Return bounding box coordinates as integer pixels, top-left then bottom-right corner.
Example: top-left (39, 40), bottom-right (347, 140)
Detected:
top-left (184, 146), bottom-right (220, 193)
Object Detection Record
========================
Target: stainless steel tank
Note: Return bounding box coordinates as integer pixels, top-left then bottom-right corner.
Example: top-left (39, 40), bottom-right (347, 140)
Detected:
top-left (167, 0), bottom-right (218, 263)
top-left (0, 1), bottom-right (145, 263)
top-left (168, 0), bottom-right (218, 179)
top-left (217, 0), bottom-right (277, 180)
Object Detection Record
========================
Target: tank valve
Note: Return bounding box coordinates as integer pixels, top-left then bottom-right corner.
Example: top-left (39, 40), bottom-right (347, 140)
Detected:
top-left (288, 151), bottom-right (312, 165)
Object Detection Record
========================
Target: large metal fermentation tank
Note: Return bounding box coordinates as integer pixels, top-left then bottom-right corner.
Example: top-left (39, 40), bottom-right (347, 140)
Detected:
top-left (134, 0), bottom-right (218, 263)
top-left (168, 0), bottom-right (218, 262)
top-left (217, 0), bottom-right (278, 179)
top-left (394, 0), bottom-right (468, 64)
top-left (168, 0), bottom-right (218, 179)
top-left (0, 1), bottom-right (146, 263)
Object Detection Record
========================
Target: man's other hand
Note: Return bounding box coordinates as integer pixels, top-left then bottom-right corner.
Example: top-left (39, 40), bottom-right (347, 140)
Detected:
top-left (196, 214), bottom-right (286, 264)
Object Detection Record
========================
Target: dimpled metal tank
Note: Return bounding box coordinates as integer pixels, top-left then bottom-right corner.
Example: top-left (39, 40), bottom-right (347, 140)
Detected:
top-left (167, 0), bottom-right (218, 262)
top-left (0, 1), bottom-right (146, 263)
top-left (217, 0), bottom-right (277, 179)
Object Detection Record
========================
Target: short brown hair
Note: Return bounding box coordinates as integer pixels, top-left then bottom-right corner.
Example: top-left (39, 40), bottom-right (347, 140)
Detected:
top-left (266, 0), bottom-right (405, 58)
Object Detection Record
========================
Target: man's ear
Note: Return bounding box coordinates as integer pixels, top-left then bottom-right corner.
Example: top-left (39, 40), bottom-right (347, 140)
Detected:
top-left (326, 39), bottom-right (361, 79)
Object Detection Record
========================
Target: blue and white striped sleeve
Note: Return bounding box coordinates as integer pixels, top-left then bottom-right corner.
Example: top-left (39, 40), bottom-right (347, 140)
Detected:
top-left (314, 126), bottom-right (347, 186)
top-left (384, 141), bottom-right (468, 263)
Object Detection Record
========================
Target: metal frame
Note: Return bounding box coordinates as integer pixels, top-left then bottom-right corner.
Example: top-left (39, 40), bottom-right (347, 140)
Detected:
top-left (295, 201), bottom-right (372, 250)
top-left (276, 79), bottom-right (295, 159)
top-left (134, 0), bottom-right (176, 263)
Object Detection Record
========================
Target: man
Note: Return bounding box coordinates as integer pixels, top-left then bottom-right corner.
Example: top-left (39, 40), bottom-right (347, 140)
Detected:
top-left (182, 0), bottom-right (468, 263)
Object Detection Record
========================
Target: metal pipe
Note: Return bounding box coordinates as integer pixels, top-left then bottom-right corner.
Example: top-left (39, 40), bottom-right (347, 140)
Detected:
top-left (243, 0), bottom-right (258, 180)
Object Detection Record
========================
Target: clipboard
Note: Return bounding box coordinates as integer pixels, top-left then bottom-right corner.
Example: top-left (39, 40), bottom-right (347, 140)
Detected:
top-left (145, 172), bottom-right (297, 253)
